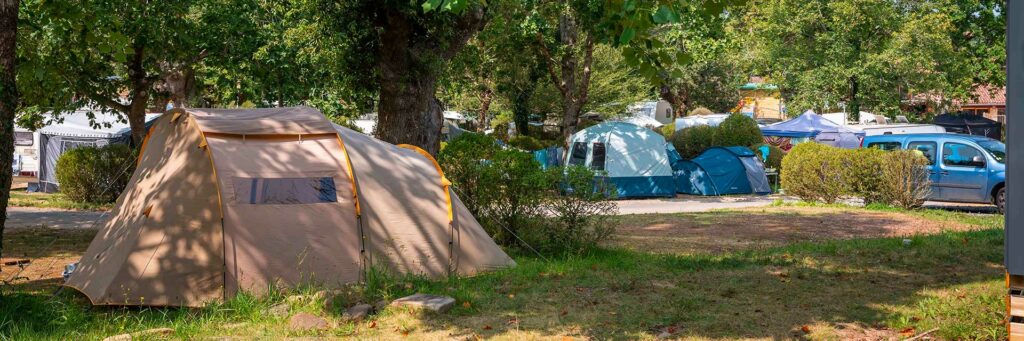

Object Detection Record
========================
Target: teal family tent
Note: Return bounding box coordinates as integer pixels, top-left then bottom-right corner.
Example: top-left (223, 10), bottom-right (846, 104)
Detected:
top-left (566, 122), bottom-right (675, 198)
top-left (673, 147), bottom-right (771, 196)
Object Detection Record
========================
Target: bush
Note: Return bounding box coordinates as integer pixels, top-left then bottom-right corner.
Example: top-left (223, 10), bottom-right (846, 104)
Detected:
top-left (781, 143), bottom-right (848, 203)
top-left (535, 165), bottom-right (618, 255)
top-left (437, 133), bottom-right (501, 215)
top-left (688, 107), bottom-right (713, 116)
top-left (781, 143), bottom-right (932, 208)
top-left (55, 144), bottom-right (136, 203)
top-left (659, 122), bottom-right (676, 137)
top-left (508, 136), bottom-right (547, 151)
top-left (752, 144), bottom-right (786, 171)
top-left (439, 134), bottom-right (618, 255)
top-left (715, 113), bottom-right (764, 147)
top-left (670, 125), bottom-right (716, 159)
top-left (876, 150), bottom-right (931, 208)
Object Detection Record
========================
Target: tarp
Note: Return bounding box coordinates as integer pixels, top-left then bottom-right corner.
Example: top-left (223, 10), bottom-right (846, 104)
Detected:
top-left (933, 113), bottom-right (1002, 140)
top-left (674, 114), bottom-right (731, 131)
top-left (673, 147), bottom-right (771, 196)
top-left (566, 121), bottom-right (675, 198)
top-left (66, 106), bottom-right (515, 307)
top-left (39, 111), bottom-right (161, 138)
top-left (760, 110), bottom-right (864, 149)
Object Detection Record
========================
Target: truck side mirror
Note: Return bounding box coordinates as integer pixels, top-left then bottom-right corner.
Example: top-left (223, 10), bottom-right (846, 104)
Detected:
top-left (971, 155), bottom-right (986, 167)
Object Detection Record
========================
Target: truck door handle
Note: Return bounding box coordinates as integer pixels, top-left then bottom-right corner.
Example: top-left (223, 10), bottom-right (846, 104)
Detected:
top-left (940, 171), bottom-right (949, 175)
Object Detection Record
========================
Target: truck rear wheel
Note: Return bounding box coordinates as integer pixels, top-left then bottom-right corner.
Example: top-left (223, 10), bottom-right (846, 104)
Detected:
top-left (996, 187), bottom-right (1006, 214)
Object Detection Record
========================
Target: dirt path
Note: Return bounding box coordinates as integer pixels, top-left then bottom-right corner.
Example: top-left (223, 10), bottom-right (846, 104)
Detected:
top-left (611, 206), bottom-right (986, 254)
top-left (4, 206), bottom-right (107, 230)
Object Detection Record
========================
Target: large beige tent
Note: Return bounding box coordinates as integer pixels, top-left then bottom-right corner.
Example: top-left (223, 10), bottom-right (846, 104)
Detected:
top-left (66, 107), bottom-right (515, 307)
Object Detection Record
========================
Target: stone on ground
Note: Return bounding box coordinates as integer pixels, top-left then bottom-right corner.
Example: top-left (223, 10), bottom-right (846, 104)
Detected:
top-left (288, 312), bottom-right (331, 331)
top-left (342, 303), bottom-right (374, 322)
top-left (390, 293), bottom-right (456, 313)
top-left (268, 302), bottom-right (290, 317)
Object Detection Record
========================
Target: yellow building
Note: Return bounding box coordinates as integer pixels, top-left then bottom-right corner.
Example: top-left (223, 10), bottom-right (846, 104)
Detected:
top-left (736, 83), bottom-right (785, 121)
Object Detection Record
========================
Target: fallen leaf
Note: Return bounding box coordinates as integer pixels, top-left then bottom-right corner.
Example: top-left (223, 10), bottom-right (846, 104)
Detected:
top-left (561, 337), bottom-right (573, 341)
top-left (508, 294), bottom-right (515, 299)
top-left (910, 316), bottom-right (921, 322)
top-left (368, 321), bottom-right (377, 329)
top-left (482, 325), bottom-right (493, 330)
top-left (561, 308), bottom-right (568, 316)
top-left (801, 325), bottom-right (811, 333)
top-left (404, 283), bottom-right (413, 289)
top-left (462, 301), bottom-right (472, 309)
top-left (899, 327), bottom-right (915, 336)
top-left (667, 326), bottom-right (678, 333)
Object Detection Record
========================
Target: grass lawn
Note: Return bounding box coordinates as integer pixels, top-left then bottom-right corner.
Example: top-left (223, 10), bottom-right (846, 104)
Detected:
top-left (7, 190), bottom-right (111, 211)
top-left (0, 205), bottom-right (1006, 340)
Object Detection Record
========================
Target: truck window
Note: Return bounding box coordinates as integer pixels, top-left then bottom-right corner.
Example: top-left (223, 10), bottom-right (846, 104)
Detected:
top-left (907, 142), bottom-right (937, 165)
top-left (14, 132), bottom-right (32, 146)
top-left (867, 141), bottom-right (902, 151)
top-left (942, 143), bottom-right (985, 168)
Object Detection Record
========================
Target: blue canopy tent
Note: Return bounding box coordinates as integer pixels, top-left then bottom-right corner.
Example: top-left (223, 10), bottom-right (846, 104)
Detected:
top-left (673, 147), bottom-right (772, 196)
top-left (760, 110), bottom-right (865, 150)
top-left (566, 122), bottom-right (675, 198)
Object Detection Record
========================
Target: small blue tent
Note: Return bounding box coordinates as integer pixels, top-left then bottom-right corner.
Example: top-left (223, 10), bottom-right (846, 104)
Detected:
top-left (760, 110), bottom-right (864, 149)
top-left (673, 147), bottom-right (771, 196)
top-left (567, 122), bottom-right (675, 198)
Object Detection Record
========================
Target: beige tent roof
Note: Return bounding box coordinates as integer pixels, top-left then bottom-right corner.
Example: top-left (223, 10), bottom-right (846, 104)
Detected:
top-left (66, 106), bottom-right (515, 307)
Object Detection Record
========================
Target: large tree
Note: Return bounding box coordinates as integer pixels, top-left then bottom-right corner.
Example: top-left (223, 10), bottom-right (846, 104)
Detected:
top-left (0, 0), bottom-right (16, 270)
top-left (745, 0), bottom-right (987, 120)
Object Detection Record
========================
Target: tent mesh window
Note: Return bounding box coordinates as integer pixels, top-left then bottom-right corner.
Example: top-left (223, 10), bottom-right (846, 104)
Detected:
top-left (60, 139), bottom-right (97, 153)
top-left (591, 142), bottom-right (606, 171)
top-left (232, 177), bottom-right (338, 205)
top-left (568, 142), bottom-right (588, 166)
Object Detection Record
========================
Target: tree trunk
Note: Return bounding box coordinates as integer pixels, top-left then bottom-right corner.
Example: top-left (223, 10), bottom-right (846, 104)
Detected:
top-left (512, 88), bottom-right (532, 136)
top-left (0, 0), bottom-right (18, 272)
top-left (374, 7), bottom-right (485, 156)
top-left (848, 76), bottom-right (860, 122)
top-left (125, 43), bottom-right (151, 145)
top-left (476, 87), bottom-right (492, 133)
top-left (660, 84), bottom-right (689, 118)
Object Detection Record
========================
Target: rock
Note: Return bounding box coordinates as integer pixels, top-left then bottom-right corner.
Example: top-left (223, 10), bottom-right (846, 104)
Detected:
top-left (268, 303), bottom-right (290, 317)
top-left (288, 312), bottom-right (331, 331)
top-left (342, 304), bottom-right (374, 322)
top-left (374, 299), bottom-right (390, 312)
top-left (102, 328), bottom-right (174, 341)
top-left (102, 334), bottom-right (132, 341)
top-left (390, 293), bottom-right (456, 313)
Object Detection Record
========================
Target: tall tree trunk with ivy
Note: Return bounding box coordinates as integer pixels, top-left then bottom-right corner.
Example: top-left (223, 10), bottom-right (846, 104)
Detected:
top-left (538, 12), bottom-right (594, 149)
top-left (374, 7), bottom-right (486, 156)
top-left (0, 0), bottom-right (18, 273)
top-left (848, 75), bottom-right (860, 122)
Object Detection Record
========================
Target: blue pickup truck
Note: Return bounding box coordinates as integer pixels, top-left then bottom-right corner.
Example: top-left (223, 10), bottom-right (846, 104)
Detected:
top-left (862, 133), bottom-right (1006, 213)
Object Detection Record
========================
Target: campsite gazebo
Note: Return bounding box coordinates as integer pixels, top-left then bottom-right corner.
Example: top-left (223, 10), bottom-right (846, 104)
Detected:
top-left (760, 110), bottom-right (865, 150)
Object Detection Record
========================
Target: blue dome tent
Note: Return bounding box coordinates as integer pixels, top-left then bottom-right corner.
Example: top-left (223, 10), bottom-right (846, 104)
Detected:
top-left (566, 122), bottom-right (675, 198)
top-left (673, 147), bottom-right (772, 196)
top-left (760, 110), bottom-right (864, 150)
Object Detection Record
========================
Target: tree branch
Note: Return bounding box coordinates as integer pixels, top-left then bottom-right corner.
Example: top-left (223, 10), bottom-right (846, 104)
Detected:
top-left (535, 31), bottom-right (569, 98)
top-left (576, 34), bottom-right (595, 107)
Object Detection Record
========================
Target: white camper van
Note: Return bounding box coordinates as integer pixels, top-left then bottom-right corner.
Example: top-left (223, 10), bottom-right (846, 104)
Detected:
top-left (849, 124), bottom-right (947, 136)
top-left (13, 127), bottom-right (40, 176)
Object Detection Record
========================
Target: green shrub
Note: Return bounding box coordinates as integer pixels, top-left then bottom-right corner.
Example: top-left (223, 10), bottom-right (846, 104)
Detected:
top-left (688, 107), bottom-right (713, 116)
top-left (781, 143), bottom-right (932, 209)
top-left (437, 133), bottom-right (501, 215)
top-left (55, 144), bottom-right (136, 203)
top-left (752, 144), bottom-right (786, 171)
top-left (508, 136), bottom-right (547, 151)
top-left (781, 143), bottom-right (848, 203)
top-left (876, 150), bottom-right (931, 208)
top-left (659, 122), bottom-right (676, 137)
top-left (715, 113), bottom-right (764, 147)
top-left (670, 125), bottom-right (716, 159)
top-left (534, 165), bottom-right (617, 255)
top-left (439, 134), bottom-right (618, 255)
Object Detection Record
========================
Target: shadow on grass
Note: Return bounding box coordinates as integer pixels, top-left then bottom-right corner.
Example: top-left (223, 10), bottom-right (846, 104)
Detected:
top-left (0, 228), bottom-right (1005, 340)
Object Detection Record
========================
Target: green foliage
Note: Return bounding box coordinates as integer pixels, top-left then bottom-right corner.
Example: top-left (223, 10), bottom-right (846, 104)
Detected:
top-left (508, 136), bottom-right (548, 151)
top-left (55, 144), bottom-right (135, 204)
top-left (781, 143), bottom-right (849, 203)
top-left (439, 133), bottom-right (617, 255)
top-left (670, 125), bottom-right (716, 159)
top-left (714, 114), bottom-right (764, 147)
top-left (745, 0), bottom-right (994, 117)
top-left (688, 107), bottom-right (714, 116)
top-left (659, 122), bottom-right (676, 137)
top-left (753, 144), bottom-right (786, 171)
top-left (783, 143), bottom-right (931, 208)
